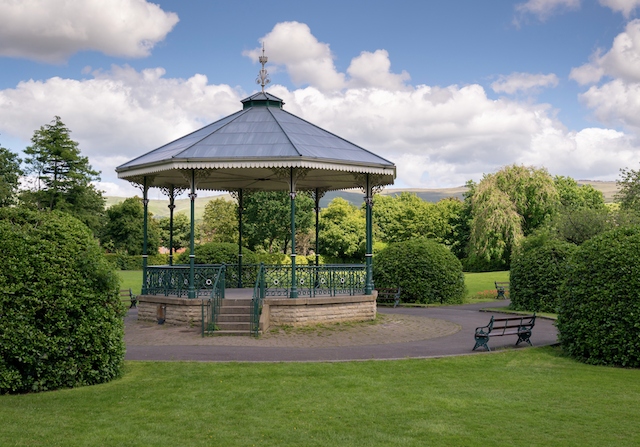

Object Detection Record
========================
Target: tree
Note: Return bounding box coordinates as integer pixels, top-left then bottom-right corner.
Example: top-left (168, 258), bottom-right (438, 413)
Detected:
top-left (21, 116), bottom-right (105, 233)
top-left (158, 213), bottom-right (190, 251)
top-left (319, 198), bottom-right (366, 261)
top-left (243, 191), bottom-right (314, 253)
top-left (554, 176), bottom-right (605, 210)
top-left (374, 193), bottom-right (433, 243)
top-left (199, 197), bottom-right (238, 243)
top-left (0, 146), bottom-right (23, 207)
top-left (102, 197), bottom-right (160, 255)
top-left (616, 165), bottom-right (640, 212)
top-left (468, 165), bottom-right (559, 268)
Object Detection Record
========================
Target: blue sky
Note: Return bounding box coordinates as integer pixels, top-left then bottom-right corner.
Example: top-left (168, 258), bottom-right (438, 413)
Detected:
top-left (1, 0), bottom-right (640, 197)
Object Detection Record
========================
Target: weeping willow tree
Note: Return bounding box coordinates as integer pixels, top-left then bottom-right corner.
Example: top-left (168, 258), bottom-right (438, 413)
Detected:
top-left (468, 165), bottom-right (559, 269)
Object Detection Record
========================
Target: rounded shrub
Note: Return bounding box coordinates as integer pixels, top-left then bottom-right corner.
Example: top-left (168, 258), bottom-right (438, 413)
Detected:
top-left (373, 238), bottom-right (466, 304)
top-left (0, 208), bottom-right (125, 394)
top-left (510, 234), bottom-right (577, 313)
top-left (557, 226), bottom-right (640, 367)
top-left (176, 242), bottom-right (257, 265)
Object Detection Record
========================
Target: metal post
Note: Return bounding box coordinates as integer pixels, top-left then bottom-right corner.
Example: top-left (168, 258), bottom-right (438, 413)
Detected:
top-left (168, 185), bottom-right (175, 266)
top-left (315, 188), bottom-right (320, 267)
top-left (188, 170), bottom-right (197, 299)
top-left (142, 177), bottom-right (149, 295)
top-left (290, 168), bottom-right (298, 298)
top-left (365, 174), bottom-right (374, 295)
top-left (238, 189), bottom-right (243, 288)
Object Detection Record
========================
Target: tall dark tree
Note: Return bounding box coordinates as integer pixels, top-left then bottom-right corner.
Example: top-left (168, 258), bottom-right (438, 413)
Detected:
top-left (21, 116), bottom-right (105, 233)
top-left (102, 197), bottom-right (160, 255)
top-left (0, 146), bottom-right (23, 207)
top-left (616, 165), bottom-right (640, 212)
top-left (157, 213), bottom-right (190, 251)
top-left (243, 191), bottom-right (314, 253)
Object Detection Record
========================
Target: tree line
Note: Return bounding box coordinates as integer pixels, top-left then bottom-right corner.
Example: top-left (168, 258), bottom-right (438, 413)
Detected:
top-left (3, 117), bottom-right (640, 270)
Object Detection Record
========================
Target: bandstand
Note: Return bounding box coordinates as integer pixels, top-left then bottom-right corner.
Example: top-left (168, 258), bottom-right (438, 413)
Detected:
top-left (116, 51), bottom-right (396, 335)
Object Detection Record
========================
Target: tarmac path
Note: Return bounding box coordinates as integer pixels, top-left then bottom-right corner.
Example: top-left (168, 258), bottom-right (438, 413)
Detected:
top-left (124, 300), bottom-right (558, 362)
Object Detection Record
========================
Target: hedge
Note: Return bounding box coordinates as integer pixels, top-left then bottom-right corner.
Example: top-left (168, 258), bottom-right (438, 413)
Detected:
top-left (510, 235), bottom-right (577, 313)
top-left (373, 238), bottom-right (466, 304)
top-left (0, 208), bottom-right (125, 394)
top-left (557, 226), bottom-right (640, 367)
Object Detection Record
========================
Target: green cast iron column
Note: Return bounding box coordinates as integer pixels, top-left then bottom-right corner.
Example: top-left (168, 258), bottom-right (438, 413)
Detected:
top-left (237, 189), bottom-right (243, 288)
top-left (168, 185), bottom-right (175, 266)
top-left (290, 168), bottom-right (298, 298)
top-left (188, 170), bottom-right (197, 299)
top-left (365, 174), bottom-right (374, 295)
top-left (315, 188), bottom-right (320, 267)
top-left (142, 176), bottom-right (149, 294)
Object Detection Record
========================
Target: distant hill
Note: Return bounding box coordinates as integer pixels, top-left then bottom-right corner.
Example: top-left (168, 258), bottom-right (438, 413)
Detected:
top-left (105, 181), bottom-right (619, 220)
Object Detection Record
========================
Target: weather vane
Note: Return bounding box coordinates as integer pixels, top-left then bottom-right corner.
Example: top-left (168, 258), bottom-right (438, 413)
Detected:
top-left (256, 43), bottom-right (270, 92)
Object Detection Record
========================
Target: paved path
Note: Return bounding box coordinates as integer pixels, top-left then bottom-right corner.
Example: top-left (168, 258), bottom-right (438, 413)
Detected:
top-left (124, 300), bottom-right (558, 362)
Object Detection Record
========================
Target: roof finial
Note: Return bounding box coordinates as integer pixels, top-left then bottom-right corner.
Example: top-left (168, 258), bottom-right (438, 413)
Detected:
top-left (256, 42), bottom-right (270, 93)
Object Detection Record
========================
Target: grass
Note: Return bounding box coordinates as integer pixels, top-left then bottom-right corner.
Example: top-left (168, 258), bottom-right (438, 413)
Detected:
top-left (116, 270), bottom-right (143, 295)
top-left (1, 347), bottom-right (638, 446)
top-left (464, 270), bottom-right (510, 302)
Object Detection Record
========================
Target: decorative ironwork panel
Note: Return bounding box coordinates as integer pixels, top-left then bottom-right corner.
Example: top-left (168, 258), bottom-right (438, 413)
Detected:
top-left (146, 264), bottom-right (225, 298)
top-left (263, 265), bottom-right (292, 297)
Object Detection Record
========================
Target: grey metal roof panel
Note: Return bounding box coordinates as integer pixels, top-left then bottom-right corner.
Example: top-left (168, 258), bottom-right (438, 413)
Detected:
top-left (117, 92), bottom-right (394, 173)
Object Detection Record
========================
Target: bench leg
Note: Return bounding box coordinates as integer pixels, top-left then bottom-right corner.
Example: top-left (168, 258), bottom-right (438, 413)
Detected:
top-left (473, 336), bottom-right (490, 352)
top-left (516, 331), bottom-right (532, 347)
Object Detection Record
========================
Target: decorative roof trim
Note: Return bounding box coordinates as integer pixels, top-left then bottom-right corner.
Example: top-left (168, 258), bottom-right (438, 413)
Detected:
top-left (117, 159), bottom-right (395, 181)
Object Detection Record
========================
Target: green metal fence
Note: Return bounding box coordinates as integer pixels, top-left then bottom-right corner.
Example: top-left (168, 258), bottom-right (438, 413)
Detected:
top-left (146, 264), bottom-right (226, 297)
top-left (262, 264), bottom-right (366, 297)
top-left (201, 266), bottom-right (226, 336)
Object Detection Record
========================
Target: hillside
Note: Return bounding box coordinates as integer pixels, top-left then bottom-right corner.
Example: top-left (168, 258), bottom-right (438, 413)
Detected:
top-left (105, 181), bottom-right (619, 220)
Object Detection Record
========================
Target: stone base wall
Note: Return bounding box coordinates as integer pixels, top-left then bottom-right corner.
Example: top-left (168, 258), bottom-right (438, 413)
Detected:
top-left (261, 295), bottom-right (376, 331)
top-left (137, 295), bottom-right (204, 327)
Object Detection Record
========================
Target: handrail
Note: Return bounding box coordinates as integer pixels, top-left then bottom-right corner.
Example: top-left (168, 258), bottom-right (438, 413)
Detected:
top-left (201, 265), bottom-right (226, 336)
top-left (250, 263), bottom-right (265, 337)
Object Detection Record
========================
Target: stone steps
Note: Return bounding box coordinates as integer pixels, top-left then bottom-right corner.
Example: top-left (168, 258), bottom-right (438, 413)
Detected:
top-left (212, 298), bottom-right (253, 335)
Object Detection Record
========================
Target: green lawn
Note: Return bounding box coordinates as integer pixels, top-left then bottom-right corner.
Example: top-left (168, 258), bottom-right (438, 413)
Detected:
top-left (464, 270), bottom-right (509, 302)
top-left (1, 347), bottom-right (638, 446)
top-left (116, 270), bottom-right (142, 295)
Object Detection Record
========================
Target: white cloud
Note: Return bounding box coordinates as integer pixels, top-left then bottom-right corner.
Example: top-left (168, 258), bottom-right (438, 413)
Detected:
top-left (514, 0), bottom-right (581, 23)
top-left (0, 65), bottom-right (242, 186)
top-left (1, 21), bottom-right (635, 194)
top-left (244, 22), bottom-right (411, 93)
top-left (571, 19), bottom-right (640, 134)
top-left (571, 20), bottom-right (640, 85)
top-left (491, 72), bottom-right (559, 94)
top-left (599, 0), bottom-right (640, 17)
top-left (347, 50), bottom-right (411, 91)
top-left (0, 0), bottom-right (179, 63)
top-left (243, 21), bottom-right (345, 91)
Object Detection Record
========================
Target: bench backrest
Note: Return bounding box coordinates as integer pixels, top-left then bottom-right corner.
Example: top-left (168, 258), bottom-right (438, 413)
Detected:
top-left (489, 314), bottom-right (535, 335)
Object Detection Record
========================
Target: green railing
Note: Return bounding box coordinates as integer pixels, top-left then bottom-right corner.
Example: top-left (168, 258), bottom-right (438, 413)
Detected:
top-left (262, 264), bottom-right (367, 297)
top-left (250, 264), bottom-right (266, 337)
top-left (146, 264), bottom-right (226, 297)
top-left (201, 266), bottom-right (226, 336)
top-left (226, 263), bottom-right (260, 288)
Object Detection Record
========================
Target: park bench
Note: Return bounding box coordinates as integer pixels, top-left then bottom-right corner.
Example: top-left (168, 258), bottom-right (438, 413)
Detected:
top-left (494, 281), bottom-right (510, 299)
top-left (119, 288), bottom-right (137, 309)
top-left (472, 313), bottom-right (536, 351)
top-left (376, 287), bottom-right (401, 308)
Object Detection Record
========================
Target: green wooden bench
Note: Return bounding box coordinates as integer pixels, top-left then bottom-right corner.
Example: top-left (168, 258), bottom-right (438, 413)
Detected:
top-left (494, 281), bottom-right (510, 299)
top-left (376, 287), bottom-right (402, 308)
top-left (119, 288), bottom-right (137, 309)
top-left (472, 314), bottom-right (536, 351)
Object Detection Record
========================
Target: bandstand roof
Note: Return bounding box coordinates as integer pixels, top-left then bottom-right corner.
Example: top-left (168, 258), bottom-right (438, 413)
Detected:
top-left (116, 91), bottom-right (396, 192)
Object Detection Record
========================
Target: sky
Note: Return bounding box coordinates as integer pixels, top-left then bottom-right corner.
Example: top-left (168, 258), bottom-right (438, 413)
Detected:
top-left (2, 0), bottom-right (640, 198)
